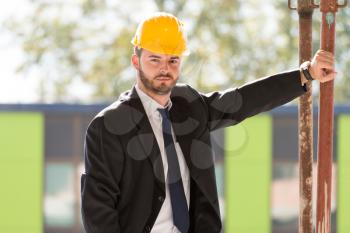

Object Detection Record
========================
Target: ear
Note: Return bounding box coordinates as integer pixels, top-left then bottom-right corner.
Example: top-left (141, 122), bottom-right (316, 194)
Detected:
top-left (131, 54), bottom-right (140, 70)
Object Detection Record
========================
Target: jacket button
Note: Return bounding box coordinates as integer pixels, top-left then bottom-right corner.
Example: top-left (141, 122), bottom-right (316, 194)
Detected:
top-left (145, 225), bottom-right (151, 232)
top-left (158, 196), bottom-right (164, 202)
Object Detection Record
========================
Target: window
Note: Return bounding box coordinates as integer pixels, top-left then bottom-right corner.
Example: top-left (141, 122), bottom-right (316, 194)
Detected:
top-left (44, 163), bottom-right (75, 227)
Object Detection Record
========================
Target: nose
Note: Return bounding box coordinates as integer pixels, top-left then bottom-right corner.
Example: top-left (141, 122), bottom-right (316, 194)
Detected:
top-left (160, 61), bottom-right (169, 74)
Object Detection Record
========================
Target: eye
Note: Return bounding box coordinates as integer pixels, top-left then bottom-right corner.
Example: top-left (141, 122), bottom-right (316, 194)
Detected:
top-left (169, 59), bottom-right (178, 64)
top-left (150, 59), bottom-right (160, 63)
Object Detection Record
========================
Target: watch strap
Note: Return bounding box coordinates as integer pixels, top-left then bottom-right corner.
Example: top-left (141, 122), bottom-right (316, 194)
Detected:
top-left (300, 61), bottom-right (314, 81)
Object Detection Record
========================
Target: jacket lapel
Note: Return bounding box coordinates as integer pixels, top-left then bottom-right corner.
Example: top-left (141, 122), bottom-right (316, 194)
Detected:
top-left (126, 86), bottom-right (201, 192)
top-left (125, 85), bottom-right (220, 223)
top-left (169, 93), bottom-right (200, 177)
top-left (127, 86), bottom-right (165, 192)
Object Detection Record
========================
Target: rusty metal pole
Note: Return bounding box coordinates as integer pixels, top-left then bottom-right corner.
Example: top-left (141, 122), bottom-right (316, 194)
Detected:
top-left (316, 1), bottom-right (347, 233)
top-left (297, 2), bottom-right (315, 232)
top-left (296, 2), bottom-right (315, 233)
top-left (288, 1), bottom-right (317, 232)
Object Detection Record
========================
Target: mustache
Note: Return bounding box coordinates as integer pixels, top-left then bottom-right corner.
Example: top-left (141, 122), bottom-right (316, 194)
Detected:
top-left (154, 73), bottom-right (174, 79)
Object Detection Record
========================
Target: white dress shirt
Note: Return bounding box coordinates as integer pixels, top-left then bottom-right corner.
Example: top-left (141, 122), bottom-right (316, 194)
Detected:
top-left (135, 85), bottom-right (190, 233)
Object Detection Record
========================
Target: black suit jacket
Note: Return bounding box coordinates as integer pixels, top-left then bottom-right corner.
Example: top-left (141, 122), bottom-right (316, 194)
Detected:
top-left (81, 70), bottom-right (307, 233)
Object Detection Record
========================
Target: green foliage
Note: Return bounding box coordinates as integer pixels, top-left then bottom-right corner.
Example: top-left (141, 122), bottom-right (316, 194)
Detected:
top-left (333, 7), bottom-right (350, 103)
top-left (4, 0), bottom-right (350, 103)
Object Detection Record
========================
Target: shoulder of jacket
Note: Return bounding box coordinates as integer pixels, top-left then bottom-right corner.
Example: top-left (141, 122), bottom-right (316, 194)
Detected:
top-left (88, 89), bottom-right (139, 136)
top-left (171, 83), bottom-right (202, 103)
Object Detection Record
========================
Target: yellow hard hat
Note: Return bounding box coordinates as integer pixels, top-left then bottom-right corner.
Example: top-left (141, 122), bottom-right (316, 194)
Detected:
top-left (131, 12), bottom-right (189, 56)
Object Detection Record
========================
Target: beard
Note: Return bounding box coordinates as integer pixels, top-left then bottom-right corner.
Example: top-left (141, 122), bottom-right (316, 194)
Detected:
top-left (138, 68), bottom-right (178, 95)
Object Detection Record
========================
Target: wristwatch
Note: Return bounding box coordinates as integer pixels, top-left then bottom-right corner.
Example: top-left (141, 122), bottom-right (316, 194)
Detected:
top-left (300, 61), bottom-right (314, 81)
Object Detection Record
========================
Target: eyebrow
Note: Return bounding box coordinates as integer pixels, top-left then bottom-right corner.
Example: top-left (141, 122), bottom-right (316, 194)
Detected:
top-left (148, 55), bottom-right (180, 60)
top-left (148, 55), bottom-right (161, 59)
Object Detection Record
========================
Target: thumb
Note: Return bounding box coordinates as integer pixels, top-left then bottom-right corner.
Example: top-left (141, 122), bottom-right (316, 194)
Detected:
top-left (320, 71), bottom-right (336, 83)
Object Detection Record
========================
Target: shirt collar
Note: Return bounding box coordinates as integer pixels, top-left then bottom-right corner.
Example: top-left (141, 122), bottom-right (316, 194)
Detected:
top-left (135, 84), bottom-right (173, 117)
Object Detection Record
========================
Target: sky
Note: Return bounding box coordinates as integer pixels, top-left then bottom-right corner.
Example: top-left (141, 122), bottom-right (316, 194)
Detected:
top-left (0, 0), bottom-right (301, 104)
top-left (0, 0), bottom-right (39, 103)
top-left (0, 1), bottom-right (339, 104)
top-left (0, 0), bottom-right (157, 103)
top-left (0, 0), bottom-right (292, 104)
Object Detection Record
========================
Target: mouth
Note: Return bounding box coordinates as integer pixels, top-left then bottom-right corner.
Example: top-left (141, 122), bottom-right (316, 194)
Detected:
top-left (155, 76), bottom-right (172, 81)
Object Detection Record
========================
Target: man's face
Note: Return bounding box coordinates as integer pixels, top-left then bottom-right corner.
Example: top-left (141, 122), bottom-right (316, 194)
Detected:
top-left (132, 49), bottom-right (181, 95)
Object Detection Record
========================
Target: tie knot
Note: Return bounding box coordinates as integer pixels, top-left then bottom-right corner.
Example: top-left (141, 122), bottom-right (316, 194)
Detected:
top-left (157, 107), bottom-right (170, 119)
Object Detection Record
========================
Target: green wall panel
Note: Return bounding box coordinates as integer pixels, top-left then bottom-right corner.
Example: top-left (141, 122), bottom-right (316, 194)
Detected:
top-left (0, 112), bottom-right (44, 233)
top-left (337, 115), bottom-right (350, 233)
top-left (225, 115), bottom-right (272, 233)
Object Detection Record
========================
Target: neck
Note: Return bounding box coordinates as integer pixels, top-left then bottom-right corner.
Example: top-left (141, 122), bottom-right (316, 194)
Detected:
top-left (136, 82), bottom-right (171, 107)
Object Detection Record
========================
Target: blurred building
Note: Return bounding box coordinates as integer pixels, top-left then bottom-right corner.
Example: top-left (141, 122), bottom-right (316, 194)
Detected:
top-left (0, 104), bottom-right (349, 233)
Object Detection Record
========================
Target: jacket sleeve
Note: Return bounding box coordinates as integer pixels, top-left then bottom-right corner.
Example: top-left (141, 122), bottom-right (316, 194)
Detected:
top-left (195, 69), bottom-right (307, 131)
top-left (81, 116), bottom-right (124, 233)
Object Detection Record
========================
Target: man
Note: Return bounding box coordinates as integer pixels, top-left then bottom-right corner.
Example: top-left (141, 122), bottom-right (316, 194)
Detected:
top-left (81, 12), bottom-right (335, 233)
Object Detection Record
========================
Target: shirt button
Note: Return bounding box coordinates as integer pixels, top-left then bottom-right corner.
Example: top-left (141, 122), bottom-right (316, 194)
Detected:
top-left (158, 196), bottom-right (164, 202)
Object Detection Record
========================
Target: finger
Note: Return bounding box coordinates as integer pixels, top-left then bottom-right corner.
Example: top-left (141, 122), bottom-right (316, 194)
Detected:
top-left (322, 68), bottom-right (337, 76)
top-left (316, 52), bottom-right (335, 60)
top-left (315, 54), bottom-right (335, 64)
top-left (315, 51), bottom-right (334, 59)
top-left (317, 50), bottom-right (335, 59)
top-left (312, 62), bottom-right (334, 73)
top-left (315, 57), bottom-right (334, 64)
top-left (317, 61), bottom-right (335, 70)
top-left (315, 55), bottom-right (334, 65)
top-left (320, 72), bottom-right (336, 83)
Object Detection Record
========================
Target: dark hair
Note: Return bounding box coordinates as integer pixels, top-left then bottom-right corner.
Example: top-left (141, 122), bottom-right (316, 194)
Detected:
top-left (134, 47), bottom-right (143, 58)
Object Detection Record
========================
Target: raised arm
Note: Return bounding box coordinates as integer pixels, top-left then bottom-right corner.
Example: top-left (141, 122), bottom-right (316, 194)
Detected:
top-left (197, 69), bottom-right (306, 131)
